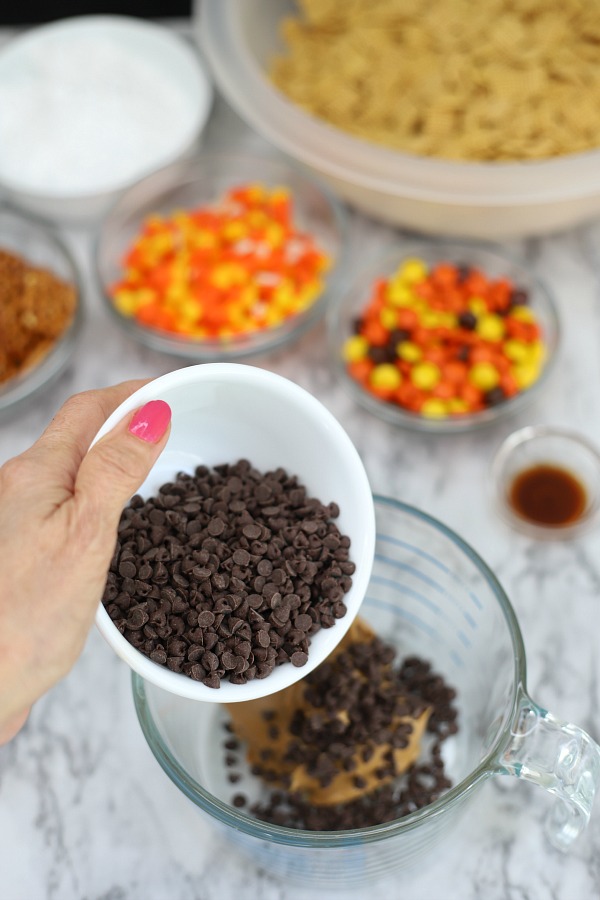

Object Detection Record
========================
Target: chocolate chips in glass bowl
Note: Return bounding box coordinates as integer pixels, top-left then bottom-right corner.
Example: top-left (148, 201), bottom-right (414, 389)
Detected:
top-left (222, 620), bottom-right (459, 831)
top-left (102, 459), bottom-right (355, 688)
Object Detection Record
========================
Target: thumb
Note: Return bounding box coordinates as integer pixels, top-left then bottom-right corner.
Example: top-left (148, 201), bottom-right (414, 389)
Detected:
top-left (75, 399), bottom-right (171, 535)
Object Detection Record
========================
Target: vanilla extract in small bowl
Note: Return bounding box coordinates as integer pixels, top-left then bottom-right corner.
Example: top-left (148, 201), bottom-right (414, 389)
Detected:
top-left (491, 426), bottom-right (600, 539)
top-left (509, 463), bottom-right (587, 527)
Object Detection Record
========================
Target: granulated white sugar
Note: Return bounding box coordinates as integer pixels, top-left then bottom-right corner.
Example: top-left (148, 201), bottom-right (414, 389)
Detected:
top-left (0, 24), bottom-right (204, 195)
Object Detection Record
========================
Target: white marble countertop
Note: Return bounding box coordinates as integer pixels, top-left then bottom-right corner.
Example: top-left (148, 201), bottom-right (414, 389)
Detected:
top-left (2, 20), bottom-right (600, 900)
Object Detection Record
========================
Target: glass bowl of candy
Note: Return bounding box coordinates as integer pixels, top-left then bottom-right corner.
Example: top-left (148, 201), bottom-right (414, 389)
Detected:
top-left (0, 204), bottom-right (83, 418)
top-left (327, 241), bottom-right (560, 433)
top-left (94, 153), bottom-right (348, 360)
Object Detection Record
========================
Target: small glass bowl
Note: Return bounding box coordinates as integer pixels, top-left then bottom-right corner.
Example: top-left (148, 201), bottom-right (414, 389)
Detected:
top-left (327, 240), bottom-right (560, 434)
top-left (0, 205), bottom-right (83, 418)
top-left (490, 425), bottom-right (600, 539)
top-left (94, 153), bottom-right (348, 360)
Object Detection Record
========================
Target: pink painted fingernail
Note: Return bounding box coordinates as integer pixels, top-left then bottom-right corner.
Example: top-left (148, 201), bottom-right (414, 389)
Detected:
top-left (128, 400), bottom-right (171, 443)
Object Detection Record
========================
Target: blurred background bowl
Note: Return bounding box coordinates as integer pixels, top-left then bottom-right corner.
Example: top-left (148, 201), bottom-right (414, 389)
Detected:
top-left (94, 153), bottom-right (347, 360)
top-left (327, 240), bottom-right (560, 434)
top-left (0, 205), bottom-right (83, 418)
top-left (0, 16), bottom-right (213, 224)
top-left (196, 0), bottom-right (600, 239)
top-left (490, 425), bottom-right (600, 539)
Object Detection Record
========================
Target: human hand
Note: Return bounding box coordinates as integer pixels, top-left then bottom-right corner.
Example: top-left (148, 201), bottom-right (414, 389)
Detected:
top-left (0, 382), bottom-right (171, 744)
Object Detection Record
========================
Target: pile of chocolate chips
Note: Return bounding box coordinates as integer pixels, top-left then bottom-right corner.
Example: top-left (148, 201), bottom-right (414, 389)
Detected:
top-left (224, 643), bottom-right (458, 830)
top-left (102, 460), bottom-right (354, 688)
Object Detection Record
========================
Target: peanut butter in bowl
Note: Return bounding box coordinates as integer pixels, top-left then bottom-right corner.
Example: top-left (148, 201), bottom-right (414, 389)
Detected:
top-left (224, 617), bottom-right (458, 828)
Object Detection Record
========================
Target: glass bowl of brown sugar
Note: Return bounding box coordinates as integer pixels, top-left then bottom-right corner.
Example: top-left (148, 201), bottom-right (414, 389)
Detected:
top-left (0, 205), bottom-right (83, 418)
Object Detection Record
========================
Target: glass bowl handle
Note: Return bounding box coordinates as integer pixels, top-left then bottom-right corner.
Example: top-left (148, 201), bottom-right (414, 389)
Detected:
top-left (495, 686), bottom-right (600, 851)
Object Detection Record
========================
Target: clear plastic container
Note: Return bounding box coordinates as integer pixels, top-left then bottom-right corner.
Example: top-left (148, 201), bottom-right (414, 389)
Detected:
top-left (196, 0), bottom-right (600, 238)
top-left (132, 496), bottom-right (600, 888)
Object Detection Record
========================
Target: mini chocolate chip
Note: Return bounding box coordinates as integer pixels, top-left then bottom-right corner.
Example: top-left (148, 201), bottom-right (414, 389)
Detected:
top-left (257, 559), bottom-right (273, 576)
top-left (255, 629), bottom-right (270, 648)
top-left (233, 548), bottom-right (250, 566)
top-left (118, 560), bottom-right (137, 579)
top-left (103, 461), bottom-right (354, 687)
top-left (222, 651), bottom-right (239, 670)
top-left (166, 656), bottom-right (184, 672)
top-left (256, 662), bottom-right (275, 679)
top-left (294, 613), bottom-right (313, 631)
top-left (207, 517), bottom-right (226, 537)
top-left (201, 651), bottom-right (219, 671)
top-left (126, 607), bottom-right (148, 630)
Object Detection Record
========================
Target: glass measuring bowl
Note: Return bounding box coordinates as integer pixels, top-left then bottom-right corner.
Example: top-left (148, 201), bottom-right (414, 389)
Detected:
top-left (132, 496), bottom-right (600, 889)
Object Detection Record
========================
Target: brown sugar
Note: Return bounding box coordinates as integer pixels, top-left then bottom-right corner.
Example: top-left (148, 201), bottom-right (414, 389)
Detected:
top-left (0, 248), bottom-right (76, 385)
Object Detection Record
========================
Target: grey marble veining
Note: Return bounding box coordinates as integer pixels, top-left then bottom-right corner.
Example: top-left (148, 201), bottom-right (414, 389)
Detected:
top-left (2, 31), bottom-right (600, 900)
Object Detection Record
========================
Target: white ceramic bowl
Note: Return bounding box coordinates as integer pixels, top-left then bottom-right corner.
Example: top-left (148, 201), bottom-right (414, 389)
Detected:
top-left (0, 16), bottom-right (213, 223)
top-left (196, 0), bottom-right (600, 239)
top-left (93, 363), bottom-right (375, 703)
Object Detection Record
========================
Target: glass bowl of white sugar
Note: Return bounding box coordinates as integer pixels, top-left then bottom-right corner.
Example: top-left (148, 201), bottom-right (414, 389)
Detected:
top-left (0, 16), bottom-right (213, 224)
